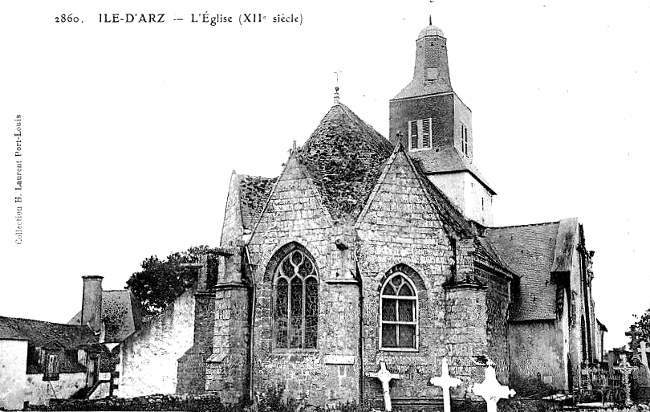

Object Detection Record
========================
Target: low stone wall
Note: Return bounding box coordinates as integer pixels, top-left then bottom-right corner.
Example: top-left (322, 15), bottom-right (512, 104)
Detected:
top-left (30, 393), bottom-right (225, 411)
top-left (575, 404), bottom-right (650, 412)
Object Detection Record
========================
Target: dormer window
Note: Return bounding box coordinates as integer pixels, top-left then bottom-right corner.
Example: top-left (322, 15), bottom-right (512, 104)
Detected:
top-left (409, 118), bottom-right (433, 151)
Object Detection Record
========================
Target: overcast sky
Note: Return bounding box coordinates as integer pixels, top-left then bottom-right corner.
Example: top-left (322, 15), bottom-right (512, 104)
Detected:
top-left (1, 0), bottom-right (649, 351)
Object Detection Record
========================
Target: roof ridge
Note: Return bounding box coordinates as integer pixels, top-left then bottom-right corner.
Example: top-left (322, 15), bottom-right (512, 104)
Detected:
top-left (0, 315), bottom-right (85, 327)
top-left (238, 173), bottom-right (276, 180)
top-left (486, 220), bottom-right (562, 230)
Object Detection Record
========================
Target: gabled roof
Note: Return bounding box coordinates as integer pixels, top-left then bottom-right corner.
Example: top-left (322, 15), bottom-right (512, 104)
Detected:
top-left (0, 316), bottom-right (97, 348)
top-left (68, 289), bottom-right (142, 343)
top-left (484, 222), bottom-right (561, 321)
top-left (239, 175), bottom-right (277, 231)
top-left (296, 103), bottom-right (394, 220)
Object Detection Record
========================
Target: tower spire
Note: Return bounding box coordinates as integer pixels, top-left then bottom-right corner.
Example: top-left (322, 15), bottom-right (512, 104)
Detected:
top-left (429, 0), bottom-right (434, 25)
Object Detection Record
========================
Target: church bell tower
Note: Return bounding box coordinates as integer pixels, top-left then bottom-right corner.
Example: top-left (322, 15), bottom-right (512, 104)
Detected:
top-left (389, 22), bottom-right (495, 226)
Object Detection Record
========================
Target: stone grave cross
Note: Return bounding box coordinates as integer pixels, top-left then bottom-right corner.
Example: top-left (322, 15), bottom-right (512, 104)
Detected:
top-left (626, 328), bottom-right (643, 353)
top-left (430, 358), bottom-right (462, 412)
top-left (471, 365), bottom-right (516, 412)
top-left (614, 354), bottom-right (638, 406)
top-left (368, 361), bottom-right (401, 412)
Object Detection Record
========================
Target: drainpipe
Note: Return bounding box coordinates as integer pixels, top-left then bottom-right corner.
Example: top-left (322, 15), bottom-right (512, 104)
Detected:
top-left (354, 253), bottom-right (364, 405)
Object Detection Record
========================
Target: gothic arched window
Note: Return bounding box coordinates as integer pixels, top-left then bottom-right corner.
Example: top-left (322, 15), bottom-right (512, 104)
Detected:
top-left (273, 248), bottom-right (319, 350)
top-left (380, 273), bottom-right (418, 350)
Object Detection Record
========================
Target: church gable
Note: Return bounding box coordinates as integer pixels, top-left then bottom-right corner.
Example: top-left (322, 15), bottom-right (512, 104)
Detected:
top-left (220, 173), bottom-right (277, 247)
top-left (355, 146), bottom-right (512, 398)
top-left (247, 153), bottom-right (333, 251)
top-left (357, 146), bottom-right (451, 245)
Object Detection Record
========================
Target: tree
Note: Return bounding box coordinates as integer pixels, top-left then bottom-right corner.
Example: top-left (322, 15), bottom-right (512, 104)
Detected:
top-left (126, 245), bottom-right (217, 318)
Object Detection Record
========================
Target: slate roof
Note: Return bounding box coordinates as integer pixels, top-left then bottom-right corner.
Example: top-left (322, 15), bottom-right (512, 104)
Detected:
top-left (393, 79), bottom-right (453, 100)
top-left (296, 103), bottom-right (394, 220)
top-left (410, 147), bottom-right (495, 194)
top-left (239, 175), bottom-right (277, 231)
top-left (0, 315), bottom-right (97, 348)
top-left (68, 289), bottom-right (142, 343)
top-left (484, 222), bottom-right (561, 321)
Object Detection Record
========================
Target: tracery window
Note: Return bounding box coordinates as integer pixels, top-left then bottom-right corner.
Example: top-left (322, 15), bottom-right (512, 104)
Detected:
top-left (380, 273), bottom-right (418, 350)
top-left (274, 248), bottom-right (318, 349)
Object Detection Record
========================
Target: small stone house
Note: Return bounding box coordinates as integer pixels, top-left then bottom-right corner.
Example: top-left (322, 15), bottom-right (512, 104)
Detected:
top-left (0, 316), bottom-right (105, 409)
top-left (116, 22), bottom-right (605, 409)
top-left (0, 276), bottom-right (141, 410)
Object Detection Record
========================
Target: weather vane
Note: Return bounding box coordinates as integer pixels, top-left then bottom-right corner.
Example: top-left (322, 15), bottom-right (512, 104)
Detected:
top-left (333, 70), bottom-right (342, 104)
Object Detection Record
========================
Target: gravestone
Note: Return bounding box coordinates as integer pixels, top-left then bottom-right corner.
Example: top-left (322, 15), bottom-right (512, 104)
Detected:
top-left (368, 361), bottom-right (401, 412)
top-left (471, 365), bottom-right (516, 412)
top-left (430, 358), bottom-right (462, 412)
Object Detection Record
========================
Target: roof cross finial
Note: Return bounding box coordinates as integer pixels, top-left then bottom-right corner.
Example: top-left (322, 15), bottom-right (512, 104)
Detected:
top-left (334, 70), bottom-right (342, 104)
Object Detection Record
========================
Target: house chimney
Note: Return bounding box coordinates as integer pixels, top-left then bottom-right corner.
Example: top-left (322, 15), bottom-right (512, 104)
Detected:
top-left (81, 276), bottom-right (103, 333)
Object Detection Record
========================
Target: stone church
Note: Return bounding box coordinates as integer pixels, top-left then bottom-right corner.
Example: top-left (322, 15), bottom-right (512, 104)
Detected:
top-left (116, 21), bottom-right (607, 408)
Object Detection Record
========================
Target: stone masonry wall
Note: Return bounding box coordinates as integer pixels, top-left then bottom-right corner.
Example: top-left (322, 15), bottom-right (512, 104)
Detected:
top-left (475, 267), bottom-right (511, 383)
top-left (118, 287), bottom-right (195, 398)
top-left (452, 94), bottom-right (473, 160)
top-left (389, 93), bottom-right (455, 150)
top-left (247, 155), bottom-right (360, 406)
top-left (176, 291), bottom-right (216, 394)
top-left (220, 173), bottom-right (244, 248)
top-left (356, 150), bottom-right (492, 403)
top-left (205, 286), bottom-right (250, 404)
top-left (443, 287), bottom-right (488, 389)
top-left (509, 320), bottom-right (566, 391)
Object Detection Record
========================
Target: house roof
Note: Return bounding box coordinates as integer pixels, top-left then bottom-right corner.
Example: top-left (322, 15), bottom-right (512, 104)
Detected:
top-left (484, 222), bottom-right (561, 321)
top-left (0, 316), bottom-right (97, 348)
top-left (296, 103), bottom-right (394, 220)
top-left (239, 175), bottom-right (277, 231)
top-left (68, 289), bottom-right (142, 343)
